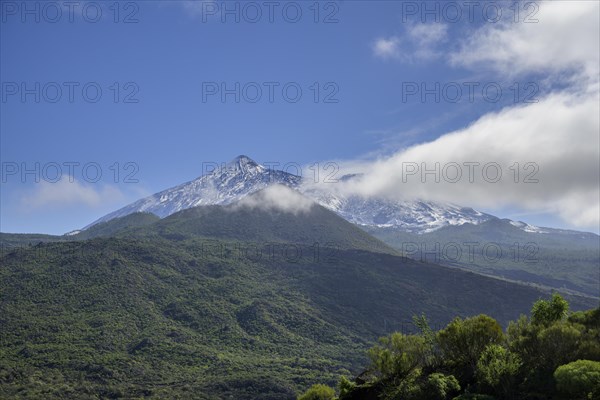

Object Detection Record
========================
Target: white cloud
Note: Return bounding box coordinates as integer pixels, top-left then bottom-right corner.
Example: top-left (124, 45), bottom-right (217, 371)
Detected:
top-left (372, 23), bottom-right (448, 62)
top-left (408, 23), bottom-right (448, 46)
top-left (360, 1), bottom-right (600, 229)
top-left (235, 185), bottom-right (314, 214)
top-left (373, 37), bottom-right (401, 59)
top-left (450, 1), bottom-right (599, 86)
top-left (21, 177), bottom-right (125, 210)
top-left (321, 92), bottom-right (599, 228)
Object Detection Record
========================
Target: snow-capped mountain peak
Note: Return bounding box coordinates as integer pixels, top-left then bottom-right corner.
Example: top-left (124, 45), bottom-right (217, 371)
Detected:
top-left (224, 155), bottom-right (265, 174)
top-left (84, 156), bottom-right (506, 234)
top-left (85, 156), bottom-right (298, 228)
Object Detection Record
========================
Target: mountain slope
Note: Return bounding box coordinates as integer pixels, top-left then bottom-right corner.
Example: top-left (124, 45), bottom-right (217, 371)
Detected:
top-left (6, 155), bottom-right (598, 299)
top-left (1, 196), bottom-right (597, 398)
top-left (304, 187), bottom-right (493, 233)
top-left (75, 212), bottom-right (160, 240)
top-left (367, 217), bottom-right (600, 297)
top-left (134, 188), bottom-right (397, 255)
top-left (1, 235), bottom-right (596, 399)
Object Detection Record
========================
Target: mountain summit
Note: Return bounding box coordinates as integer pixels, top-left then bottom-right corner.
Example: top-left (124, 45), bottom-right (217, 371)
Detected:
top-left (86, 156), bottom-right (299, 227)
top-left (226, 155), bottom-right (264, 173)
top-left (86, 156), bottom-right (492, 232)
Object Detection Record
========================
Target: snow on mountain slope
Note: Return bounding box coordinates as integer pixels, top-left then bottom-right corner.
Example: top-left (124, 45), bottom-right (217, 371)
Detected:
top-left (85, 155), bottom-right (503, 233)
top-left (85, 156), bottom-right (300, 228)
top-left (310, 193), bottom-right (492, 233)
top-left (509, 220), bottom-right (549, 234)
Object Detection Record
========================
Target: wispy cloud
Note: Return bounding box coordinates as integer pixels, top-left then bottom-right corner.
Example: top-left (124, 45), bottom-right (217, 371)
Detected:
top-left (372, 23), bottom-right (448, 62)
top-left (408, 23), bottom-right (447, 46)
top-left (450, 1), bottom-right (599, 86)
top-left (235, 185), bottom-right (314, 215)
top-left (21, 177), bottom-right (125, 210)
top-left (373, 37), bottom-right (401, 59)
top-left (175, 0), bottom-right (224, 21)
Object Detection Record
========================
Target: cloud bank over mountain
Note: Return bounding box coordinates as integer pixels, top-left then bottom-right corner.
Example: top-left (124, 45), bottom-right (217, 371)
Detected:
top-left (329, 0), bottom-right (599, 229)
top-left (235, 185), bottom-right (315, 215)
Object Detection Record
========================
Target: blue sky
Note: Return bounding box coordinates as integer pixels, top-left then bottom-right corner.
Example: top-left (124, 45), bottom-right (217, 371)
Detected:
top-left (1, 0), bottom-right (599, 234)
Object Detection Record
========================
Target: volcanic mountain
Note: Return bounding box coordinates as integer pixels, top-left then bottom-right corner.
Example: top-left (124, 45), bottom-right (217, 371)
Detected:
top-left (86, 155), bottom-right (492, 233)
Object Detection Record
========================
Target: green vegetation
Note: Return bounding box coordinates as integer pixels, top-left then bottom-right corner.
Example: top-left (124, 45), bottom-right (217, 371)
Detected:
top-left (554, 360), bottom-right (600, 399)
top-left (140, 205), bottom-right (397, 254)
top-left (301, 295), bottom-right (600, 400)
top-left (74, 212), bottom-right (161, 240)
top-left (531, 292), bottom-right (569, 325)
top-left (0, 237), bottom-right (361, 399)
top-left (297, 384), bottom-right (336, 400)
top-left (1, 205), bottom-right (597, 398)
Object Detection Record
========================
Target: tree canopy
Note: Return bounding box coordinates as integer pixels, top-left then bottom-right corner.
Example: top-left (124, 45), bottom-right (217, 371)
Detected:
top-left (298, 294), bottom-right (600, 400)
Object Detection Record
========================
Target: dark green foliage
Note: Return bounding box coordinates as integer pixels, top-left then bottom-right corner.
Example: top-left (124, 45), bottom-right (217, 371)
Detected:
top-left (337, 376), bottom-right (356, 397)
top-left (531, 293), bottom-right (570, 325)
top-left (476, 344), bottom-right (521, 399)
top-left (452, 394), bottom-right (496, 400)
top-left (506, 305), bottom-right (600, 395)
top-left (297, 384), bottom-right (336, 400)
top-left (334, 295), bottom-right (600, 400)
top-left (422, 373), bottom-right (461, 400)
top-left (437, 315), bottom-right (504, 384)
top-left (554, 360), bottom-right (600, 399)
top-left (367, 333), bottom-right (427, 383)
